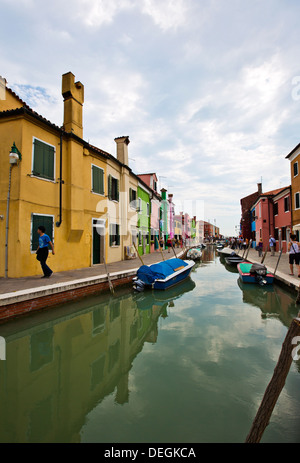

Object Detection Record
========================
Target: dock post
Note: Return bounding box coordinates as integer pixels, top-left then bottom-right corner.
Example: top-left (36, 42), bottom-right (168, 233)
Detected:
top-left (134, 243), bottom-right (145, 266)
top-left (245, 314), bottom-right (300, 443)
top-left (103, 255), bottom-right (114, 295)
top-left (273, 248), bottom-right (283, 276)
top-left (261, 248), bottom-right (268, 264)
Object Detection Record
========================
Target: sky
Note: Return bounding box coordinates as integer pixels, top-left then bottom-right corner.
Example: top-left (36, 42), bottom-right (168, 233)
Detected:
top-left (1, 0), bottom-right (300, 236)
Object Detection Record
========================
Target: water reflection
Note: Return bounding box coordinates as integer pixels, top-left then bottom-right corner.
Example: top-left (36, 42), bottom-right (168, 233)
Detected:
top-left (0, 285), bottom-right (187, 443)
top-left (0, 248), bottom-right (299, 443)
top-left (237, 279), bottom-right (299, 328)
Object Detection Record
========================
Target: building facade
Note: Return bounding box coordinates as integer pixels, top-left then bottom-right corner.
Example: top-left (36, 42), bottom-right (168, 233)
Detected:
top-left (0, 73), bottom-right (141, 277)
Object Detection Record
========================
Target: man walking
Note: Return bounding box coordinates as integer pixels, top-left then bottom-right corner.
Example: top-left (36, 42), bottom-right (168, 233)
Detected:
top-left (36, 225), bottom-right (55, 278)
top-left (269, 234), bottom-right (276, 256)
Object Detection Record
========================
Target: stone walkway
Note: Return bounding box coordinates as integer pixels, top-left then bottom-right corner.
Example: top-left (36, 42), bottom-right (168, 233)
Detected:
top-left (0, 248), bottom-right (183, 295)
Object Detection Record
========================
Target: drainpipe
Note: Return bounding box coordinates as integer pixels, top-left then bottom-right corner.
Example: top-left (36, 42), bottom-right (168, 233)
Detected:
top-left (56, 132), bottom-right (63, 227)
top-left (5, 165), bottom-right (12, 278)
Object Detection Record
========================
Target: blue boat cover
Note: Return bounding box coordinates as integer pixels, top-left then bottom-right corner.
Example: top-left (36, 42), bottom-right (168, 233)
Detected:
top-left (137, 259), bottom-right (188, 285)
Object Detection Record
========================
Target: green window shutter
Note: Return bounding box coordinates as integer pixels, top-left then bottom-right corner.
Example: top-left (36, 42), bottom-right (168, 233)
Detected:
top-left (33, 139), bottom-right (55, 180)
top-left (116, 224), bottom-right (120, 246)
top-left (92, 166), bottom-right (104, 195)
top-left (109, 223), bottom-right (113, 246)
top-left (108, 175), bottom-right (112, 200)
top-left (116, 179), bottom-right (119, 202)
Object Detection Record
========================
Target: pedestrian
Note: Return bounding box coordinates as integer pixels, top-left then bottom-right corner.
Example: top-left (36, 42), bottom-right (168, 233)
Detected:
top-left (167, 237), bottom-right (172, 253)
top-left (257, 238), bottom-right (263, 257)
top-left (269, 235), bottom-right (276, 256)
top-left (36, 225), bottom-right (55, 278)
top-left (288, 234), bottom-right (300, 277)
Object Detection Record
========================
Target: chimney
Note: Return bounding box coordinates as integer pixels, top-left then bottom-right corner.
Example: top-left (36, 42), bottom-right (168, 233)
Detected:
top-left (257, 183), bottom-right (262, 195)
top-left (168, 193), bottom-right (173, 202)
top-left (62, 72), bottom-right (84, 138)
top-left (115, 136), bottom-right (130, 166)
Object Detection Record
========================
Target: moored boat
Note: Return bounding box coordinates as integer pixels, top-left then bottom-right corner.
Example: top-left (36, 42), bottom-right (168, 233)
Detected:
top-left (133, 258), bottom-right (195, 292)
top-left (225, 256), bottom-right (245, 266)
top-left (237, 262), bottom-right (274, 286)
top-left (187, 248), bottom-right (202, 260)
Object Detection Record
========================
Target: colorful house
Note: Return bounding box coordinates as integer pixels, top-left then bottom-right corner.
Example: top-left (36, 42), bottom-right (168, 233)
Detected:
top-left (0, 72), bottom-right (140, 277)
top-left (137, 182), bottom-right (151, 255)
top-left (273, 186), bottom-right (292, 252)
top-left (240, 183), bottom-right (263, 241)
top-left (137, 173), bottom-right (161, 252)
top-left (286, 143), bottom-right (300, 239)
top-left (251, 186), bottom-right (290, 252)
top-left (174, 215), bottom-right (183, 243)
top-left (160, 189), bottom-right (169, 246)
top-left (168, 194), bottom-right (175, 240)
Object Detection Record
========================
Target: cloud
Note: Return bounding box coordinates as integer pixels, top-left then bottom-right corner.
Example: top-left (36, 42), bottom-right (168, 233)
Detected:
top-left (2, 0), bottom-right (300, 235)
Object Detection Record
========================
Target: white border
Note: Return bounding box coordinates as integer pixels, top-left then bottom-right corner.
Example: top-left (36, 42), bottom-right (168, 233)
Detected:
top-left (30, 213), bottom-right (55, 253)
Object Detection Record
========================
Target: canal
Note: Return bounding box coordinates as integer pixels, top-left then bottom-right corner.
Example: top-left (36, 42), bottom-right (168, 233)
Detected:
top-left (0, 247), bottom-right (299, 443)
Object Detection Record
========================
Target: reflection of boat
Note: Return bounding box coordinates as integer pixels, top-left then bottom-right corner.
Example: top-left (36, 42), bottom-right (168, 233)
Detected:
top-left (134, 278), bottom-right (196, 311)
top-left (133, 258), bottom-right (195, 292)
top-left (187, 248), bottom-right (202, 260)
top-left (237, 262), bottom-right (274, 286)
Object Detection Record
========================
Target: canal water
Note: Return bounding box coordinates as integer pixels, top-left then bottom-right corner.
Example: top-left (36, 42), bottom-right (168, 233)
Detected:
top-left (0, 247), bottom-right (299, 443)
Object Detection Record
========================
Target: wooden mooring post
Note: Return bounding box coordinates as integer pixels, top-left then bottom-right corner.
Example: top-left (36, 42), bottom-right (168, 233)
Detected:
top-left (103, 255), bottom-right (114, 295)
top-left (245, 314), bottom-right (300, 443)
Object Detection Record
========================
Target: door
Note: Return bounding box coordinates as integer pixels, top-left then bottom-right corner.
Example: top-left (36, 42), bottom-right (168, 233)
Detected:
top-left (92, 219), bottom-right (105, 265)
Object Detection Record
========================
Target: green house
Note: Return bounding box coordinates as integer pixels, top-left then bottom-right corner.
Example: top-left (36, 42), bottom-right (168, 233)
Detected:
top-left (137, 183), bottom-right (151, 255)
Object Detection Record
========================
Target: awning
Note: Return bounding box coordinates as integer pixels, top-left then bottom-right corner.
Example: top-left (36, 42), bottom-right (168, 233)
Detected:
top-left (292, 224), bottom-right (300, 230)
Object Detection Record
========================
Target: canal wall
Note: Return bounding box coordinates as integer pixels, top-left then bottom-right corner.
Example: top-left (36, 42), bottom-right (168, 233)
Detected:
top-left (0, 249), bottom-right (185, 324)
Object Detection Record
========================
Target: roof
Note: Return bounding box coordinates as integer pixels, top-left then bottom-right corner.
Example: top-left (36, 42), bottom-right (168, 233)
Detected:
top-left (261, 186), bottom-right (290, 197)
top-left (286, 142), bottom-right (300, 159)
top-left (0, 84), bottom-right (163, 201)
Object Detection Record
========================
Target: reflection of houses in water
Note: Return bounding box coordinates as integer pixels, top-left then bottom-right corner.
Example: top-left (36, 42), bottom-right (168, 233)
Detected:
top-left (237, 278), bottom-right (299, 329)
top-left (0, 291), bottom-right (169, 443)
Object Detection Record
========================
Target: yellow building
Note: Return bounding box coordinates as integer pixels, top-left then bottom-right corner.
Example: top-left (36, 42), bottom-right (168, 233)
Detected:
top-left (0, 72), bottom-right (138, 277)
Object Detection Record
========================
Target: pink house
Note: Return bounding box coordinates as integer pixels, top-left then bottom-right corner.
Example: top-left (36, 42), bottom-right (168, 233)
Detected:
top-left (137, 173), bottom-right (161, 252)
top-left (168, 194), bottom-right (175, 240)
top-left (252, 186), bottom-right (291, 253)
top-left (273, 187), bottom-right (292, 252)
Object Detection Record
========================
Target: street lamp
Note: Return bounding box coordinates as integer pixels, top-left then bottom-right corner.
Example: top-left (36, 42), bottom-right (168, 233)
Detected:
top-left (5, 142), bottom-right (22, 278)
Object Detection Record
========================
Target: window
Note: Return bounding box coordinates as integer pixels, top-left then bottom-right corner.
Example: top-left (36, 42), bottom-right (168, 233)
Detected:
top-left (138, 198), bottom-right (142, 213)
top-left (31, 214), bottom-right (54, 251)
top-left (273, 202), bottom-right (278, 215)
top-left (92, 165), bottom-right (104, 195)
top-left (294, 162), bottom-right (299, 177)
top-left (32, 138), bottom-right (55, 181)
top-left (274, 228), bottom-right (279, 240)
top-left (282, 227), bottom-right (287, 241)
top-left (138, 231), bottom-right (142, 246)
top-left (147, 203), bottom-right (150, 216)
top-left (109, 223), bottom-right (120, 246)
top-left (295, 192), bottom-right (300, 210)
top-left (129, 188), bottom-right (137, 209)
top-left (284, 196), bottom-right (290, 212)
top-left (108, 175), bottom-right (119, 201)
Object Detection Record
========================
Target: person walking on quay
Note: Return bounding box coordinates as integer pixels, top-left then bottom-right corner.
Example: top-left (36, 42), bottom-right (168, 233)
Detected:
top-left (288, 234), bottom-right (300, 277)
top-left (257, 238), bottom-right (263, 257)
top-left (269, 235), bottom-right (276, 256)
top-left (36, 225), bottom-right (55, 278)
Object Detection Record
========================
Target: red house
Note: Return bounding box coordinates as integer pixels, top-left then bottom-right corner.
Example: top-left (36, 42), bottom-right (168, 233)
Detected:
top-left (252, 186), bottom-right (291, 252)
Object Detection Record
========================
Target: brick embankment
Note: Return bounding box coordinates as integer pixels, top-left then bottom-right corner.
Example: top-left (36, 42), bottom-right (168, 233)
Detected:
top-left (0, 248), bottom-right (184, 323)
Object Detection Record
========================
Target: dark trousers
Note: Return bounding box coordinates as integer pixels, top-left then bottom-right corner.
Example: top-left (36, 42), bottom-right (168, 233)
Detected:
top-left (38, 248), bottom-right (52, 276)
